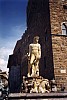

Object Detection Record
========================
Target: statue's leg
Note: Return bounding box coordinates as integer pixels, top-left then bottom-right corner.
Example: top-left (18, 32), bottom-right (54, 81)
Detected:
top-left (31, 65), bottom-right (35, 76)
top-left (30, 54), bottom-right (35, 76)
top-left (35, 60), bottom-right (39, 76)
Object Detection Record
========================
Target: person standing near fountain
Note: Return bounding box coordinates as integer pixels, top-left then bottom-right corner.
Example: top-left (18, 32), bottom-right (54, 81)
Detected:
top-left (27, 36), bottom-right (41, 77)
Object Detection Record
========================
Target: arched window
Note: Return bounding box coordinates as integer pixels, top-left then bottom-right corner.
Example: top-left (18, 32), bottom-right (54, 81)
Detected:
top-left (61, 22), bottom-right (67, 35)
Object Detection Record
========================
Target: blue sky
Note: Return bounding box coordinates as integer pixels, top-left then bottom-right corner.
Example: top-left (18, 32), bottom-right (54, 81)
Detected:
top-left (0, 0), bottom-right (28, 72)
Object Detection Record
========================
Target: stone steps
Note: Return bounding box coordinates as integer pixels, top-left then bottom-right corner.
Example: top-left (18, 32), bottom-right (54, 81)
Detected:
top-left (8, 93), bottom-right (67, 100)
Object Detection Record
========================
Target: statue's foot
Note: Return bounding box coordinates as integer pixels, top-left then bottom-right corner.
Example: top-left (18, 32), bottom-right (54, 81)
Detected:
top-left (27, 73), bottom-right (30, 77)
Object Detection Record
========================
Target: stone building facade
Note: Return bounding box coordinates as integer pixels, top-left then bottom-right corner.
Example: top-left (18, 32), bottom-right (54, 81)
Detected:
top-left (49, 0), bottom-right (67, 90)
top-left (7, 0), bottom-right (67, 91)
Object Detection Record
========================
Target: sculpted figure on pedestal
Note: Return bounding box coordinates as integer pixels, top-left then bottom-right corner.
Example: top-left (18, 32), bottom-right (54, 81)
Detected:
top-left (27, 36), bottom-right (41, 77)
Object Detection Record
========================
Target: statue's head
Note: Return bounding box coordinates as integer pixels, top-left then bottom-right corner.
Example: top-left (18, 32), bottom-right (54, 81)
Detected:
top-left (34, 36), bottom-right (39, 42)
top-left (33, 36), bottom-right (39, 43)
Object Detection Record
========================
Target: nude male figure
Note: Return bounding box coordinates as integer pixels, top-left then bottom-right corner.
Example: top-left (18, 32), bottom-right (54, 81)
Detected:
top-left (27, 36), bottom-right (41, 77)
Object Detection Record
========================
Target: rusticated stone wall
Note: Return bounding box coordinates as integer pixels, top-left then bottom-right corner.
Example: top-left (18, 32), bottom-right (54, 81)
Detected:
top-left (49, 0), bottom-right (67, 34)
top-left (49, 0), bottom-right (67, 91)
top-left (52, 35), bottom-right (67, 90)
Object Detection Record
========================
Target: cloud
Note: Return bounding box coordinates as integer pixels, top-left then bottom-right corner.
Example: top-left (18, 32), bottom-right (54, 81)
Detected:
top-left (11, 24), bottom-right (26, 38)
top-left (0, 58), bottom-right (6, 65)
top-left (0, 47), bottom-right (12, 58)
top-left (0, 58), bottom-right (7, 71)
top-left (0, 24), bottom-right (26, 72)
top-left (0, 47), bottom-right (13, 72)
